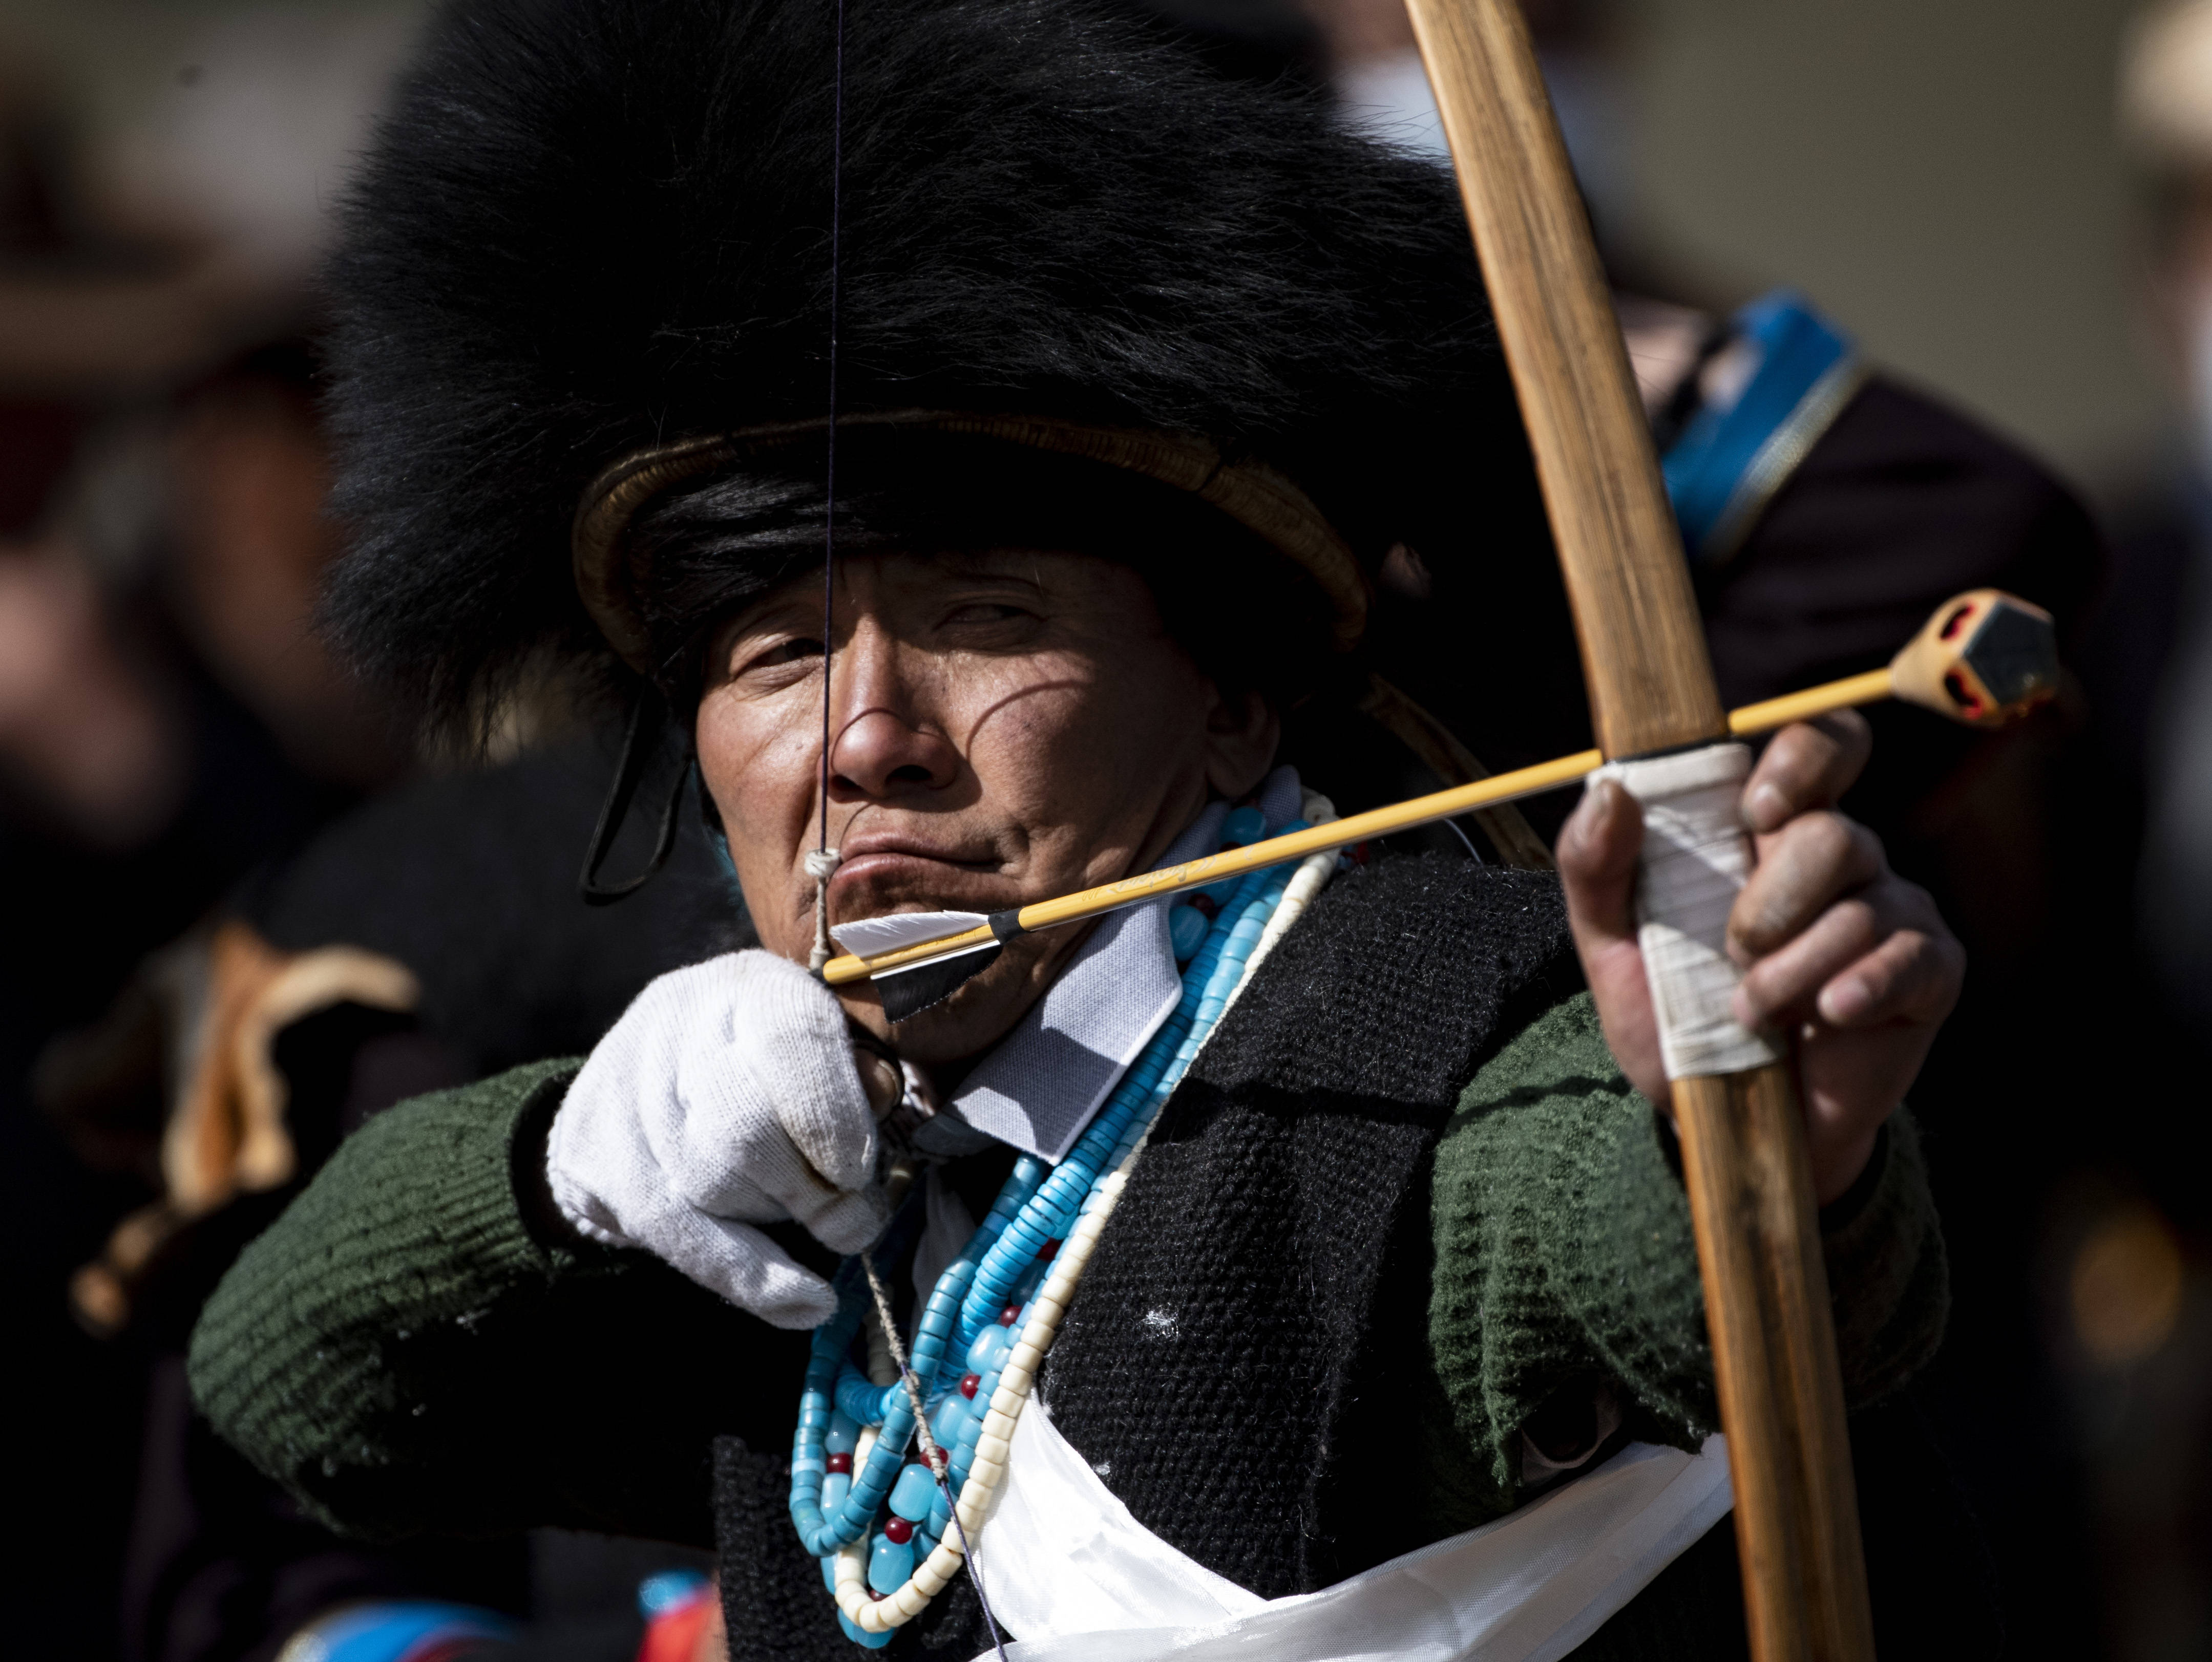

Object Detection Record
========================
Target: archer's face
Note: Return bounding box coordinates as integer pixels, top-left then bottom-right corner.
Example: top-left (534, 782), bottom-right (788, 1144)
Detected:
top-left (695, 548), bottom-right (1279, 1063)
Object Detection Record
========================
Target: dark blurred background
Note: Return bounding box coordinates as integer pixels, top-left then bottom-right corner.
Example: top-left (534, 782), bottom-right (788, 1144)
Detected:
top-left (1, 0), bottom-right (2206, 1658)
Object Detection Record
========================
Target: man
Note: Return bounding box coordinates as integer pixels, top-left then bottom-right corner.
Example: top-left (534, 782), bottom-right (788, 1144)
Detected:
top-left (187, 0), bottom-right (1978, 1656)
top-left (2120, 0), bottom-right (2212, 1031)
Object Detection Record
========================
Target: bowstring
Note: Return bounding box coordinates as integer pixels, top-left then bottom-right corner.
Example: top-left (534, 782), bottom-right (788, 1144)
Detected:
top-left (819, 0), bottom-right (843, 863)
top-left (822, 15), bottom-right (1006, 1655)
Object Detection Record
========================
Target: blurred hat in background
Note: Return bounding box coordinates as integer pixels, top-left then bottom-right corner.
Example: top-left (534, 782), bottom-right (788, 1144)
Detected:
top-left (2124, 0), bottom-right (2212, 171)
top-left (95, 5), bottom-right (420, 287)
top-left (0, 2), bottom-right (421, 402)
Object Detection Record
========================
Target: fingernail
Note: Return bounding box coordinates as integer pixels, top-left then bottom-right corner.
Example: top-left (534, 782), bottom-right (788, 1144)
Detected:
top-left (1561, 786), bottom-right (1596, 851)
top-left (1586, 778), bottom-right (1626, 834)
top-left (1746, 780), bottom-right (1788, 832)
top-left (1819, 977), bottom-right (1870, 1024)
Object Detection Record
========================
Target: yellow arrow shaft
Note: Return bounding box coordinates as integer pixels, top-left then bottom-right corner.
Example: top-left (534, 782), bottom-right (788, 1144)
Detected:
top-left (817, 664), bottom-right (1900, 988)
top-left (1724, 668), bottom-right (1894, 739)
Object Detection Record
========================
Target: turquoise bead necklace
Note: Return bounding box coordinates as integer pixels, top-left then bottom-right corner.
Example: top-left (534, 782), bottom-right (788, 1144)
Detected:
top-left (786, 804), bottom-right (1309, 1647)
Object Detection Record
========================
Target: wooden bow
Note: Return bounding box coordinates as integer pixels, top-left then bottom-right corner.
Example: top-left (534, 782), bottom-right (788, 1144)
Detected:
top-left (1399, 2), bottom-right (1876, 1656)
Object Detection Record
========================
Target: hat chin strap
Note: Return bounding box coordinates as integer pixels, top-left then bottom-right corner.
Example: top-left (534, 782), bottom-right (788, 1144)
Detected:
top-left (576, 683), bottom-right (689, 905)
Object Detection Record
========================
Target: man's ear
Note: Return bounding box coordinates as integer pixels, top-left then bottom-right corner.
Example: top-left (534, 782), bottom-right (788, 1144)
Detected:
top-left (1203, 686), bottom-right (1281, 801)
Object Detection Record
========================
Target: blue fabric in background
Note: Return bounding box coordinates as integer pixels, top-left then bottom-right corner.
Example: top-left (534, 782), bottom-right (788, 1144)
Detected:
top-left (1662, 290), bottom-right (1857, 564)
top-left (282, 1601), bottom-right (516, 1662)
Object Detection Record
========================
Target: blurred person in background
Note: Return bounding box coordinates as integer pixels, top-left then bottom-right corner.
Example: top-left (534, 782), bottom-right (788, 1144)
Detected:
top-left (1990, 5), bottom-right (2212, 1655)
top-left (2119, 0), bottom-right (2212, 1037)
top-left (1, 12), bottom-right (753, 1660)
top-left (0, 24), bottom-right (416, 1658)
top-left (1141, 0), bottom-right (2099, 786)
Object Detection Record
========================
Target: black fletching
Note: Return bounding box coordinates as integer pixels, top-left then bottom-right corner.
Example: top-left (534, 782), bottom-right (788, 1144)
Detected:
top-left (877, 942), bottom-right (1002, 1022)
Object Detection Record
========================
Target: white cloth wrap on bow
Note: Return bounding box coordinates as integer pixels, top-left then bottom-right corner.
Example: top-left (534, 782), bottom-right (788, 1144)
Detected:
top-left (967, 1399), bottom-right (1732, 1662)
top-left (1592, 742), bottom-right (1779, 1081)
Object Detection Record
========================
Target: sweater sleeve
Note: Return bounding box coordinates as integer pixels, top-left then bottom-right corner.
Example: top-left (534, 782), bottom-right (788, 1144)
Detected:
top-left (186, 1060), bottom-right (815, 1546)
top-left (1417, 990), bottom-right (1948, 1532)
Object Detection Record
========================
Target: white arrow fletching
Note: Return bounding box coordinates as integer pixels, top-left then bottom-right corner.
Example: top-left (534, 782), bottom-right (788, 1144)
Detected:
top-left (830, 910), bottom-right (992, 960)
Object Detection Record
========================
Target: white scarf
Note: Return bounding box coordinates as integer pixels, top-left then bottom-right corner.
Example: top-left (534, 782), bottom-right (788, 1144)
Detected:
top-left (967, 1398), bottom-right (1732, 1662)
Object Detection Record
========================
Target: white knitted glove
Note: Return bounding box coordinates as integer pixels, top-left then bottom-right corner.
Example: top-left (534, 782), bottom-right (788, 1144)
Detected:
top-left (545, 949), bottom-right (888, 1328)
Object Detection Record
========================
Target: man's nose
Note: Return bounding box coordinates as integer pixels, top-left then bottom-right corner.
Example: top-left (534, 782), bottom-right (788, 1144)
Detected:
top-left (826, 637), bottom-right (962, 799)
top-left (829, 706), bottom-right (960, 796)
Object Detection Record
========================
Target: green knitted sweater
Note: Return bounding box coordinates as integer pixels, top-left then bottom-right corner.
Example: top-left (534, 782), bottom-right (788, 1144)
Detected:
top-left (187, 990), bottom-right (1945, 1554)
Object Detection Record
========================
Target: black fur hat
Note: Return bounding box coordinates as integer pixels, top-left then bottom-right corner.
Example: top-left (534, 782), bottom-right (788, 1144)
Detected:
top-left (324, 0), bottom-right (1565, 749)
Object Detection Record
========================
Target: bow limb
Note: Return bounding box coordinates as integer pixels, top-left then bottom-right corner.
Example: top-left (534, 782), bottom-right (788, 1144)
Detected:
top-left (1400, 3), bottom-right (1876, 1659)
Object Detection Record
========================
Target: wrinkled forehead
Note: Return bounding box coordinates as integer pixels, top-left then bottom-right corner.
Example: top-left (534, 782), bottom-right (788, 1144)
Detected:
top-left (631, 434), bottom-right (1340, 705)
top-left (718, 545), bottom-right (1128, 628)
